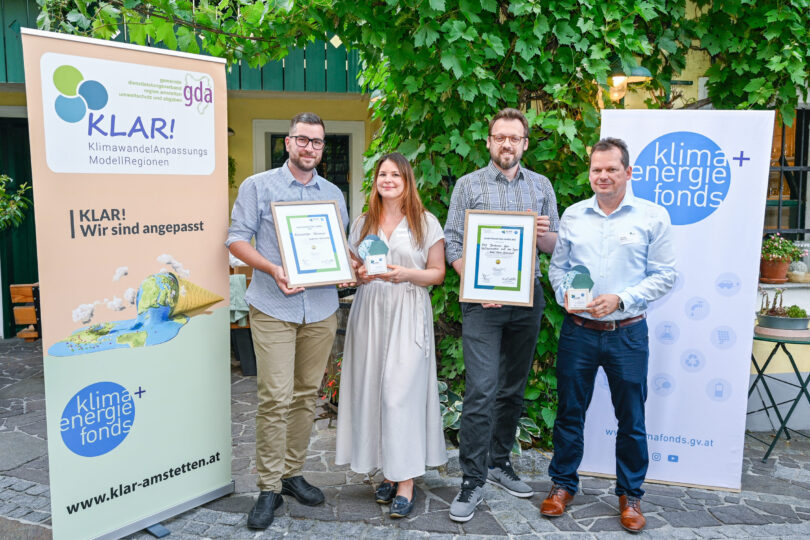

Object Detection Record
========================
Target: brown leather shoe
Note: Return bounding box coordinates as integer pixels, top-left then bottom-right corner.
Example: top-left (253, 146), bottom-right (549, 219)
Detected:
top-left (619, 495), bottom-right (646, 532)
top-left (540, 484), bottom-right (574, 517)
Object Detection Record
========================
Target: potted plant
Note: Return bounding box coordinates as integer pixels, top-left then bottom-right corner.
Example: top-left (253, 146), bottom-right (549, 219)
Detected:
top-left (757, 288), bottom-right (810, 330)
top-left (760, 233), bottom-right (807, 283)
top-left (788, 260), bottom-right (810, 282)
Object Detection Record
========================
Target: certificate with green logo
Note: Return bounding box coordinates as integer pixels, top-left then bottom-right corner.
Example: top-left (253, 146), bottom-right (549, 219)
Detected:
top-left (459, 210), bottom-right (537, 306)
top-left (272, 201), bottom-right (355, 287)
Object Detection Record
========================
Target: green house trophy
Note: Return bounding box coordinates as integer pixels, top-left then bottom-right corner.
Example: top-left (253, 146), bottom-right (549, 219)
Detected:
top-left (358, 235), bottom-right (389, 276)
top-left (566, 265), bottom-right (594, 310)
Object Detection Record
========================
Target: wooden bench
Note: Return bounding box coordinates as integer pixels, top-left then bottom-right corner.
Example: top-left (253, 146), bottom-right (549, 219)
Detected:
top-left (10, 283), bottom-right (41, 342)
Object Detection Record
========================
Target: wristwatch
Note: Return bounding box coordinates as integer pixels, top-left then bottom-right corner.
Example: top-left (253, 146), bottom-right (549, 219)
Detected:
top-left (618, 298), bottom-right (625, 312)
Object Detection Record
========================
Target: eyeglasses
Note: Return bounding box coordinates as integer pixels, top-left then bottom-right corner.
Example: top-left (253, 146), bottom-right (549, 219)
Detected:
top-left (290, 135), bottom-right (325, 150)
top-left (490, 135), bottom-right (527, 145)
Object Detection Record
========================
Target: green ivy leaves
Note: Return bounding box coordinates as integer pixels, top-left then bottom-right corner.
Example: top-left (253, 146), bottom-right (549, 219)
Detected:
top-left (37, 0), bottom-right (810, 451)
top-left (0, 175), bottom-right (32, 233)
top-left (692, 0), bottom-right (809, 126)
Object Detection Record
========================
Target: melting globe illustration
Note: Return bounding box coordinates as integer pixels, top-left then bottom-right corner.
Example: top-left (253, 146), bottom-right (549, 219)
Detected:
top-left (48, 272), bottom-right (222, 356)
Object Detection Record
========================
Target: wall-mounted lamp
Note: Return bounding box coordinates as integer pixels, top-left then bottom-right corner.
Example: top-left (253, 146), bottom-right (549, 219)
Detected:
top-left (607, 62), bottom-right (652, 102)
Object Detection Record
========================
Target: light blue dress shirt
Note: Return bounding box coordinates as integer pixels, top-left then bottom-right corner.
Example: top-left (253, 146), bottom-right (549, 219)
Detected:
top-left (549, 191), bottom-right (676, 320)
top-left (226, 161), bottom-right (349, 324)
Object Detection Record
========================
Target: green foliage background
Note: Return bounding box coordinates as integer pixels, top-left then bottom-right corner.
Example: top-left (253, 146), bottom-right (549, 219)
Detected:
top-left (0, 175), bottom-right (32, 232)
top-left (38, 0), bottom-right (810, 447)
top-left (691, 0), bottom-right (809, 128)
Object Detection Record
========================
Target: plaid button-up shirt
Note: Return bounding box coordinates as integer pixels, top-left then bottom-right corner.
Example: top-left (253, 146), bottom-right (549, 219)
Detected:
top-left (444, 161), bottom-right (560, 277)
top-left (226, 161), bottom-right (349, 323)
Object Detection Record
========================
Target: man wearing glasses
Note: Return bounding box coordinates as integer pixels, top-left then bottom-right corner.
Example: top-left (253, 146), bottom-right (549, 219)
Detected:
top-left (227, 112), bottom-right (349, 529)
top-left (444, 107), bottom-right (560, 522)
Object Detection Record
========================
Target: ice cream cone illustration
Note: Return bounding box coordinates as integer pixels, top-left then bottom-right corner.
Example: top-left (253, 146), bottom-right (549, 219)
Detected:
top-left (171, 275), bottom-right (224, 316)
top-left (49, 271), bottom-right (224, 357)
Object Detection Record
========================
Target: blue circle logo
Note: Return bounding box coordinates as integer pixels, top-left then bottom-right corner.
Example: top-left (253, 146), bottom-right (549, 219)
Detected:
top-left (710, 326), bottom-right (736, 349)
top-left (53, 65), bottom-right (108, 123)
top-left (684, 297), bottom-right (710, 321)
top-left (651, 373), bottom-right (676, 397)
top-left (60, 382), bottom-right (135, 457)
top-left (715, 272), bottom-right (742, 297)
top-left (633, 132), bottom-right (731, 225)
top-left (706, 378), bottom-right (732, 402)
top-left (680, 349), bottom-right (706, 373)
top-left (655, 321), bottom-right (679, 345)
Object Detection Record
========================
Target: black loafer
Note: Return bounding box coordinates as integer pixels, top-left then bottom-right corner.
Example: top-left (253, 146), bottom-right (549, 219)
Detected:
top-left (375, 481), bottom-right (398, 504)
top-left (281, 475), bottom-right (325, 506)
top-left (389, 490), bottom-right (416, 518)
top-left (247, 491), bottom-right (283, 529)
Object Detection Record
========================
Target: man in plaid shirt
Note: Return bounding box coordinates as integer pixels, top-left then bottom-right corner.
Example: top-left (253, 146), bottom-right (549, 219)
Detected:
top-left (444, 108), bottom-right (559, 522)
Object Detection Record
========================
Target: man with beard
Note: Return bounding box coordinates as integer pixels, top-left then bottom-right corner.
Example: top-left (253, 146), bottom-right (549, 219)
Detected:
top-left (227, 112), bottom-right (349, 529)
top-left (444, 108), bottom-right (559, 522)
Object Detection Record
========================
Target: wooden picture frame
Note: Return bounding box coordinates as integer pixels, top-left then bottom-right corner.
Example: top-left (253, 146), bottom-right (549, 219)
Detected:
top-left (459, 210), bottom-right (537, 307)
top-left (271, 201), bottom-right (355, 287)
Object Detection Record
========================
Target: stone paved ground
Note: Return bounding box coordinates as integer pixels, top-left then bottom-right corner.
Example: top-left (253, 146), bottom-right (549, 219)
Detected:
top-left (2, 337), bottom-right (810, 539)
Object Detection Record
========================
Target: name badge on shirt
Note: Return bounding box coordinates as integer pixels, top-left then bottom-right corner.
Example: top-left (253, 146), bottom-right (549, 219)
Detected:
top-left (619, 230), bottom-right (640, 245)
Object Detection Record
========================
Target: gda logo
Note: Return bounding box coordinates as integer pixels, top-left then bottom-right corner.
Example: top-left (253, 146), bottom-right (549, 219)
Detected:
top-left (53, 65), bottom-right (108, 123)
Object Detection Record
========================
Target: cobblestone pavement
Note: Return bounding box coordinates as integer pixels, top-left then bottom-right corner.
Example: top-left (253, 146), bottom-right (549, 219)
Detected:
top-left (2, 337), bottom-right (810, 539)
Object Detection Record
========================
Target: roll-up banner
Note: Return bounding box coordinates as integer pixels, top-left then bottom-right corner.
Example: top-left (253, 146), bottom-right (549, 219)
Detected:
top-left (21, 28), bottom-right (232, 539)
top-left (580, 109), bottom-right (774, 491)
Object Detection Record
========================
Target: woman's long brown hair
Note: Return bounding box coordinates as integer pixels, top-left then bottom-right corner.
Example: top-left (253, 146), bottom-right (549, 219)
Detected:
top-left (357, 152), bottom-right (426, 248)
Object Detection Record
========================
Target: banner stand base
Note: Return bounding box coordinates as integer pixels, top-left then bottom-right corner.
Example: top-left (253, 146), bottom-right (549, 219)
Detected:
top-left (579, 471), bottom-right (740, 493)
top-left (145, 523), bottom-right (170, 538)
top-left (95, 481), bottom-right (235, 540)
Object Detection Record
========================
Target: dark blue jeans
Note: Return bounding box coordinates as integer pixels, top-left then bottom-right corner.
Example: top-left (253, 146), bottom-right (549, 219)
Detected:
top-left (548, 315), bottom-right (649, 498)
top-left (459, 279), bottom-right (545, 486)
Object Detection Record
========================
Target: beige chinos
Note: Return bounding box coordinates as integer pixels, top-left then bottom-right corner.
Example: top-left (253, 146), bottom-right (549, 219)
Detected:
top-left (249, 305), bottom-right (338, 492)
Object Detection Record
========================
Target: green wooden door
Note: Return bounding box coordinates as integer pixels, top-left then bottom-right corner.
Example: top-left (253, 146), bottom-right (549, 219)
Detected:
top-left (0, 117), bottom-right (38, 338)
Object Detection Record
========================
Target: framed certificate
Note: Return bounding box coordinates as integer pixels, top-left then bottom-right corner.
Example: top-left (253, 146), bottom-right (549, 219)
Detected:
top-left (459, 210), bottom-right (537, 307)
top-left (271, 201), bottom-right (355, 287)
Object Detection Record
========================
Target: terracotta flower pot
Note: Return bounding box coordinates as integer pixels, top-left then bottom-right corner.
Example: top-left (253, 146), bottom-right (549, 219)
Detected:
top-left (760, 259), bottom-right (790, 283)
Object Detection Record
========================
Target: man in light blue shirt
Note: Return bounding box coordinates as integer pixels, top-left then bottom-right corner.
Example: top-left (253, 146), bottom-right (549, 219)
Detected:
top-left (542, 138), bottom-right (676, 533)
top-left (227, 112), bottom-right (349, 529)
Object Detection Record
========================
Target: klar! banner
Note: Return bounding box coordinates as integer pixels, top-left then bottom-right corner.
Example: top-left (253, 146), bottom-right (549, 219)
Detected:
top-left (22, 28), bottom-right (232, 539)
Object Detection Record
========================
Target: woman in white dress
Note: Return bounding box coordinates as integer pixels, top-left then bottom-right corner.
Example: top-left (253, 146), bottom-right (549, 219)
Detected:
top-left (336, 153), bottom-right (447, 518)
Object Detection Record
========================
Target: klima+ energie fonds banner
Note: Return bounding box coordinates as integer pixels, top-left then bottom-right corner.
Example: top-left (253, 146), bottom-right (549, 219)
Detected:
top-left (579, 109), bottom-right (774, 491)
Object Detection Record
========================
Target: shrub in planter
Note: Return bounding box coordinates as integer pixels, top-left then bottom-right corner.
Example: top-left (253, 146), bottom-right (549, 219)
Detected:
top-left (757, 288), bottom-right (810, 330)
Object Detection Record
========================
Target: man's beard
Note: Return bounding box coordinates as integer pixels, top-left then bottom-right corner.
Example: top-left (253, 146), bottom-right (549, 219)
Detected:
top-left (289, 152), bottom-right (321, 173)
top-left (491, 148), bottom-right (521, 170)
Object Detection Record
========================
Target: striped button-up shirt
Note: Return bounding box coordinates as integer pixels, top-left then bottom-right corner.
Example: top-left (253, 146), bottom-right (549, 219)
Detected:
top-left (444, 161), bottom-right (560, 276)
top-left (226, 161), bottom-right (349, 324)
